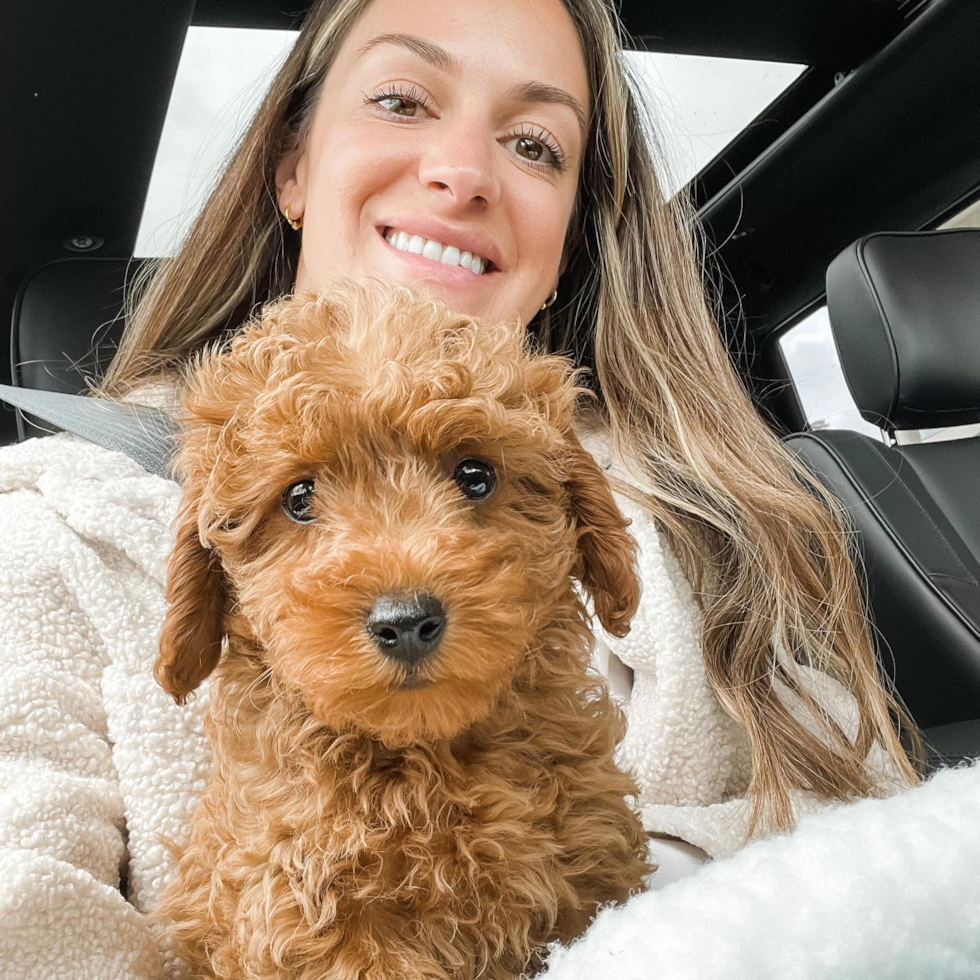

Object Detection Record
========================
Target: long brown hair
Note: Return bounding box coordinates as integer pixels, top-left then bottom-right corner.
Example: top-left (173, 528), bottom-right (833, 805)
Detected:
top-left (95, 0), bottom-right (925, 843)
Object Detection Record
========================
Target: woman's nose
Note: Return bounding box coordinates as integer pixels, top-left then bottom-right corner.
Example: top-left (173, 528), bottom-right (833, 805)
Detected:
top-left (418, 122), bottom-right (500, 209)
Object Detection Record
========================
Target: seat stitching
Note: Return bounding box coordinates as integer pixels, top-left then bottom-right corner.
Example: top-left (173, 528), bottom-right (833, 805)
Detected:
top-left (926, 572), bottom-right (977, 586)
top-left (867, 441), bottom-right (978, 588)
top-left (854, 237), bottom-right (901, 425)
top-left (931, 573), bottom-right (980, 588)
top-left (786, 433), bottom-right (980, 646)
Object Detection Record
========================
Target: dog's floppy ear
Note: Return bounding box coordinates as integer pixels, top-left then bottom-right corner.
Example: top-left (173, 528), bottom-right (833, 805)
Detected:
top-left (564, 429), bottom-right (641, 638)
top-left (154, 486), bottom-right (229, 704)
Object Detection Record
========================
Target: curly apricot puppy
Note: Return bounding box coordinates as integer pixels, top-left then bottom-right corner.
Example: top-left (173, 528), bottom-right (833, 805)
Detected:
top-left (152, 282), bottom-right (653, 980)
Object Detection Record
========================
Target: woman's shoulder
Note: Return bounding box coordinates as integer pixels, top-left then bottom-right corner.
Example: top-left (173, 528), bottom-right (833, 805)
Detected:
top-left (0, 426), bottom-right (167, 495)
top-left (573, 421), bottom-right (637, 491)
top-left (0, 384), bottom-right (183, 583)
top-left (573, 421), bottom-right (661, 534)
top-left (0, 376), bottom-right (182, 488)
top-left (0, 430), bottom-right (132, 494)
top-left (573, 420), bottom-right (613, 468)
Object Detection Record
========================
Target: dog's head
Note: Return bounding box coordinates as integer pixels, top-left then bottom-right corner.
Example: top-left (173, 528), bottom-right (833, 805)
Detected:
top-left (155, 282), bottom-right (639, 744)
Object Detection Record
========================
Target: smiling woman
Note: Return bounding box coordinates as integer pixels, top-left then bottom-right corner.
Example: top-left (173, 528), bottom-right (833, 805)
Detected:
top-left (0, 0), bottom-right (930, 972)
top-left (274, 6), bottom-right (589, 326)
top-left (96, 0), bottom-right (923, 842)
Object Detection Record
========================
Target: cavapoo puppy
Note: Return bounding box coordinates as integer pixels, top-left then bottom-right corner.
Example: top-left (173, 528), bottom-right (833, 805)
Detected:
top-left (152, 283), bottom-right (652, 980)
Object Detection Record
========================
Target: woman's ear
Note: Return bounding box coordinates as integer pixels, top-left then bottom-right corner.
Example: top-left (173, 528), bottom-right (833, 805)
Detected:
top-left (275, 144), bottom-right (307, 211)
top-left (564, 429), bottom-right (641, 638)
top-left (154, 488), bottom-right (229, 704)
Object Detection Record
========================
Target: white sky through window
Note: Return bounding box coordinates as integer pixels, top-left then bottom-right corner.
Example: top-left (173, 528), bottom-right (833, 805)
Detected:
top-left (135, 28), bottom-right (296, 258)
top-left (134, 26), bottom-right (806, 257)
top-left (622, 51), bottom-right (805, 197)
top-left (780, 306), bottom-right (886, 440)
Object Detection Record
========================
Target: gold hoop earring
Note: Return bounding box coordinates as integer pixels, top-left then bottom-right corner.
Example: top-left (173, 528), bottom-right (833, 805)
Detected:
top-left (283, 206), bottom-right (303, 231)
top-left (540, 287), bottom-right (558, 311)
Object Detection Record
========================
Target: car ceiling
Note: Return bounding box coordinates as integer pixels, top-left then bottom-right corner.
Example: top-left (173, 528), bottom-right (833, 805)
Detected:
top-left (2, 0), bottom-right (979, 434)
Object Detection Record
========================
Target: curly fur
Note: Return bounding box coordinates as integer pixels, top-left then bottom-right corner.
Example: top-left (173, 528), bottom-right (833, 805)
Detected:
top-left (151, 282), bottom-right (653, 979)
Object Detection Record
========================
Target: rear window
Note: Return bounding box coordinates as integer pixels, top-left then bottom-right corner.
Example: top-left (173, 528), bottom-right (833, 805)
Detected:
top-left (779, 305), bottom-right (885, 441)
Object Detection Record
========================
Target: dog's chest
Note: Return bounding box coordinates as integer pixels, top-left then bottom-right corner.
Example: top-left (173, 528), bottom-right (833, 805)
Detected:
top-left (339, 752), bottom-right (555, 893)
top-left (174, 687), bottom-right (647, 978)
top-left (242, 742), bottom-right (563, 922)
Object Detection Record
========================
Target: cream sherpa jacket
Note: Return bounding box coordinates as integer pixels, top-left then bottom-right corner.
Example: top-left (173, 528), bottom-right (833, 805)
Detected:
top-left (0, 382), bottom-right (947, 980)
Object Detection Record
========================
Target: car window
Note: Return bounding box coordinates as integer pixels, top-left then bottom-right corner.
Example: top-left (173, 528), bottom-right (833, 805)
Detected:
top-left (780, 196), bottom-right (980, 443)
top-left (135, 27), bottom-right (296, 258)
top-left (621, 51), bottom-right (804, 197)
top-left (134, 26), bottom-right (806, 257)
top-left (779, 305), bottom-right (886, 441)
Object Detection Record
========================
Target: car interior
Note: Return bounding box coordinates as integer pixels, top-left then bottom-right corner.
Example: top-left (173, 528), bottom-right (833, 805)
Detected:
top-left (2, 0), bottom-right (979, 769)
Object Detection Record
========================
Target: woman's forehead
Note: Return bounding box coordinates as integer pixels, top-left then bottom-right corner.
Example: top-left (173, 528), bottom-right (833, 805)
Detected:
top-left (335, 0), bottom-right (590, 115)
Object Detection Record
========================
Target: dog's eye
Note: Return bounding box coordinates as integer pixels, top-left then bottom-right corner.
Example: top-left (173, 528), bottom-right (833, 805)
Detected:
top-left (282, 480), bottom-right (316, 523)
top-left (453, 459), bottom-right (496, 500)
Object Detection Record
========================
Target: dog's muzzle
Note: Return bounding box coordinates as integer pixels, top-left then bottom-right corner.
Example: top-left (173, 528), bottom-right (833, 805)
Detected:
top-left (365, 593), bottom-right (446, 667)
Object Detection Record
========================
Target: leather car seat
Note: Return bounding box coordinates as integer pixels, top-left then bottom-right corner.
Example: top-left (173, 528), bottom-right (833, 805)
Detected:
top-left (784, 230), bottom-right (980, 752)
top-left (7, 256), bottom-right (142, 442)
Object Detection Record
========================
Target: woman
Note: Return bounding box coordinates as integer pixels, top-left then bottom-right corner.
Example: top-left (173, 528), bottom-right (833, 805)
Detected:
top-left (0, 0), bottom-right (924, 975)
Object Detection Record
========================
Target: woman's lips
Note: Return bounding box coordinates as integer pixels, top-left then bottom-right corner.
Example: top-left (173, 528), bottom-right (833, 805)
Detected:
top-left (377, 227), bottom-right (499, 286)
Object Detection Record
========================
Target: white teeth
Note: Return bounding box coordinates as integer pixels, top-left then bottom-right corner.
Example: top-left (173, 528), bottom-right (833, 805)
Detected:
top-left (384, 228), bottom-right (489, 275)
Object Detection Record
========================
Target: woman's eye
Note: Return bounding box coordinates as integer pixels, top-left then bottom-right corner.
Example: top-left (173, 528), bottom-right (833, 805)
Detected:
top-left (453, 459), bottom-right (497, 501)
top-left (282, 480), bottom-right (316, 524)
top-left (364, 85), bottom-right (566, 173)
top-left (365, 85), bottom-right (430, 120)
top-left (505, 131), bottom-right (565, 172)
top-left (378, 95), bottom-right (418, 116)
top-left (515, 136), bottom-right (544, 162)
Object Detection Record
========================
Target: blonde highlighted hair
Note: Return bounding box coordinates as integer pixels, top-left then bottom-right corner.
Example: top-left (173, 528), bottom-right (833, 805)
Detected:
top-left (95, 0), bottom-right (924, 842)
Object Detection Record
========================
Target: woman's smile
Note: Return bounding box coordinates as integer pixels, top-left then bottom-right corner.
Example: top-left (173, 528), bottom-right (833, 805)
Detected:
top-left (375, 215), bottom-right (504, 290)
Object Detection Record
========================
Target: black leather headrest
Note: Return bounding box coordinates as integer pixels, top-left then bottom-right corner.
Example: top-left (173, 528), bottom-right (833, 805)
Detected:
top-left (10, 257), bottom-right (142, 437)
top-left (826, 229), bottom-right (980, 432)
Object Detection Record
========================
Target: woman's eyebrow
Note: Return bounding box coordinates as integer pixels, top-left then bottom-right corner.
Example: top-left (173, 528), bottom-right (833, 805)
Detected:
top-left (357, 32), bottom-right (588, 141)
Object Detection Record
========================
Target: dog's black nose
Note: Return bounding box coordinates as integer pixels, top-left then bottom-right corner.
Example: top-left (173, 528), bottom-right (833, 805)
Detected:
top-left (365, 594), bottom-right (446, 665)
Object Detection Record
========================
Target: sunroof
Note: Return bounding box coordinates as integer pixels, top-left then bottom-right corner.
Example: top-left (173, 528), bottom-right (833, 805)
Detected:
top-left (135, 26), bottom-right (806, 257)
top-left (623, 52), bottom-right (806, 196)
